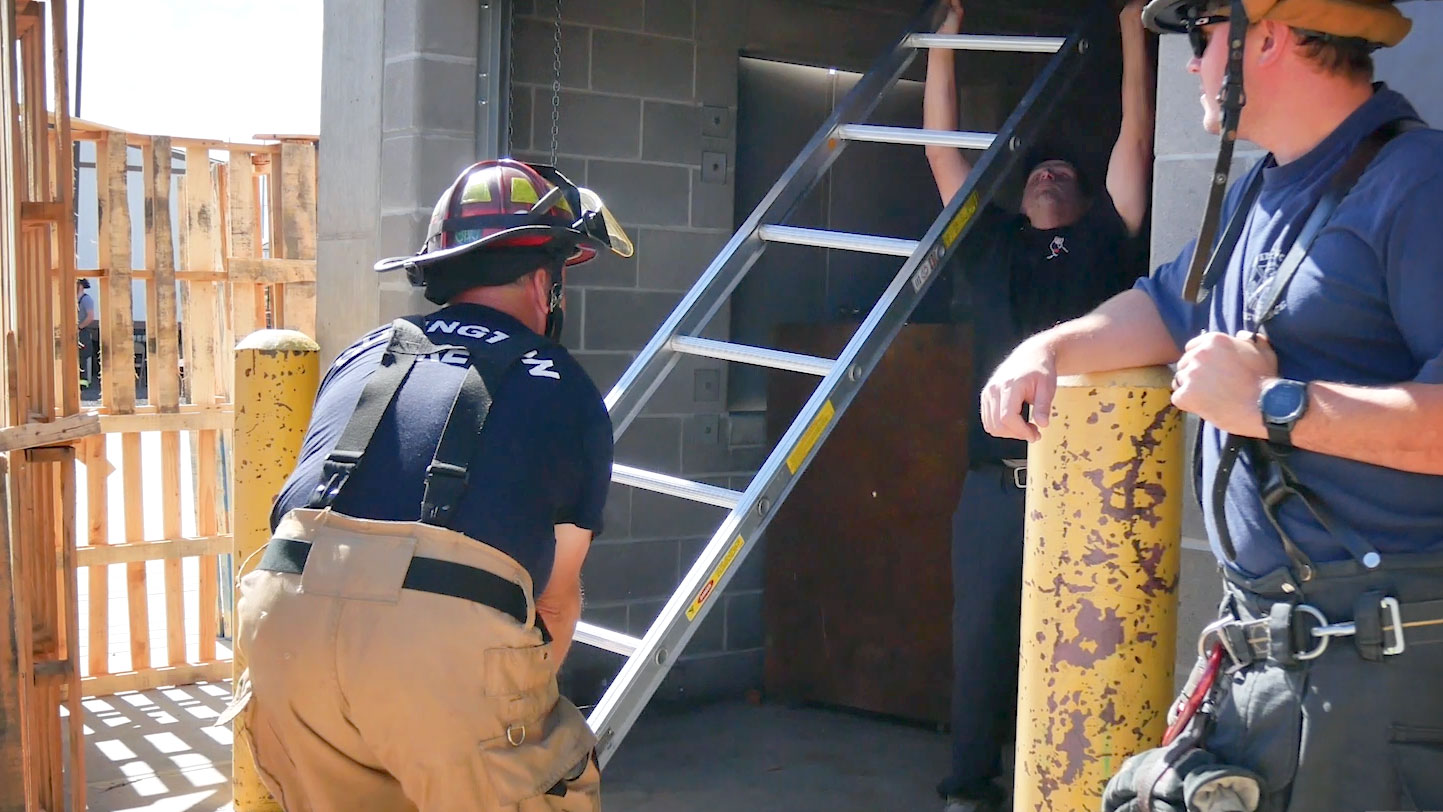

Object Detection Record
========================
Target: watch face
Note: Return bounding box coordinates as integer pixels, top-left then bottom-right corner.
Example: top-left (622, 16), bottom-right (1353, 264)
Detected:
top-left (1262, 381), bottom-right (1307, 423)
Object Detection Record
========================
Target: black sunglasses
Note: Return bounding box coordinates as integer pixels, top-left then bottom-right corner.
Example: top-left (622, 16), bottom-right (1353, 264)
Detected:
top-left (1184, 14), bottom-right (1230, 59)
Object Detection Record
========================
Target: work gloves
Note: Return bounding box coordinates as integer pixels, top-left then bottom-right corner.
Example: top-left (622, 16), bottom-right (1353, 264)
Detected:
top-left (1101, 745), bottom-right (1263, 812)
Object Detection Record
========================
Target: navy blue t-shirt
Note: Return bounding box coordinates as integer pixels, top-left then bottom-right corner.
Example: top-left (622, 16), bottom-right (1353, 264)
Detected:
top-left (950, 198), bottom-right (1141, 463)
top-left (271, 303), bottom-right (614, 593)
top-left (1136, 86), bottom-right (1443, 577)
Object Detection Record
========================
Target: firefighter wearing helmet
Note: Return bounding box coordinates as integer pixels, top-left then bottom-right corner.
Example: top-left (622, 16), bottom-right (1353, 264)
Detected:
top-left (971, 0), bottom-right (1443, 810)
top-left (225, 159), bottom-right (631, 810)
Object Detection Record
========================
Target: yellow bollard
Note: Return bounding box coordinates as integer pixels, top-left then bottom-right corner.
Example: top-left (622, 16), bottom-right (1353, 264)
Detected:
top-left (1015, 367), bottom-right (1184, 812)
top-left (232, 329), bottom-right (320, 811)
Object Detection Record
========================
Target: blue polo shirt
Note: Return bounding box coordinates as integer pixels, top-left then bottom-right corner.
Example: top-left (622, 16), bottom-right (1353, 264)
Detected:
top-left (271, 303), bottom-right (614, 593)
top-left (1136, 86), bottom-right (1443, 577)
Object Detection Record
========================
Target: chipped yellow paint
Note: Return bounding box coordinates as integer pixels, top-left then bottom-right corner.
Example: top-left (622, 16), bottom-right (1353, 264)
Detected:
top-left (232, 329), bottom-right (320, 811)
top-left (1016, 366), bottom-right (1183, 812)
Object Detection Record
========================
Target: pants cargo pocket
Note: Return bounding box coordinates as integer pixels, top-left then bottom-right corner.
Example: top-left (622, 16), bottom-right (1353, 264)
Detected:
top-left (478, 697), bottom-right (599, 811)
top-left (241, 701), bottom-right (303, 812)
top-left (1208, 664), bottom-right (1306, 801)
top-left (1389, 724), bottom-right (1443, 810)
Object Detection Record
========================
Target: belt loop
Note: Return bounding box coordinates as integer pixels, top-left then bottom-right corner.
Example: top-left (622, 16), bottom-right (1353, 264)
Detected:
top-left (1268, 602), bottom-right (1299, 666)
top-left (1352, 590), bottom-right (1386, 662)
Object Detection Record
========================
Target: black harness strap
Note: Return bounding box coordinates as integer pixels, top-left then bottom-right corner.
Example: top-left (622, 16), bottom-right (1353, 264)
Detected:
top-left (308, 316), bottom-right (547, 523)
top-left (1205, 116), bottom-right (1424, 577)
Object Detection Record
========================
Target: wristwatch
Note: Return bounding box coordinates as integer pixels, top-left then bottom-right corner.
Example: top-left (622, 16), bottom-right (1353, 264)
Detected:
top-left (1259, 378), bottom-right (1309, 447)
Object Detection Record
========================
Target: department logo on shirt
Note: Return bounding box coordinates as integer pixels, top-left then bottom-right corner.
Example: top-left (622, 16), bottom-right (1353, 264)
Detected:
top-left (1045, 236), bottom-right (1069, 261)
top-left (1245, 250), bottom-right (1287, 328)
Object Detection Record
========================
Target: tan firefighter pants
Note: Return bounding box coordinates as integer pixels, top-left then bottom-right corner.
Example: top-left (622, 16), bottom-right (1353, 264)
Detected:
top-left (229, 509), bottom-right (600, 812)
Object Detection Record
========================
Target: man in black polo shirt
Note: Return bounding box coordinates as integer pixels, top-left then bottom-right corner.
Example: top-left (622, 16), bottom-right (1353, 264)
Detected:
top-left (924, 2), bottom-right (1155, 809)
top-left (229, 159), bottom-right (630, 810)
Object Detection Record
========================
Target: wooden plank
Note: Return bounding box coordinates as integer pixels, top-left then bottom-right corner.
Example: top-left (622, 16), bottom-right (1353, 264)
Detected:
top-left (72, 266), bottom-right (228, 282)
top-left (197, 430), bottom-right (219, 662)
top-left (18, 200), bottom-right (64, 224)
top-left (0, 412), bottom-right (101, 452)
top-left (162, 432), bottom-right (184, 664)
top-left (83, 435), bottom-right (110, 678)
top-left (71, 535), bottom-right (231, 568)
top-left (72, 659), bottom-right (231, 699)
top-left (51, 0), bottom-right (81, 438)
top-left (120, 434), bottom-right (149, 670)
top-left (54, 439), bottom-right (84, 807)
top-left (183, 149), bottom-right (219, 406)
top-left (146, 137), bottom-right (181, 412)
top-left (98, 410), bottom-right (232, 433)
top-left (227, 256), bottom-right (315, 284)
top-left (226, 150), bottom-right (263, 340)
top-left (279, 142), bottom-right (317, 262)
top-left (0, 455), bottom-right (33, 808)
top-left (97, 131), bottom-right (135, 413)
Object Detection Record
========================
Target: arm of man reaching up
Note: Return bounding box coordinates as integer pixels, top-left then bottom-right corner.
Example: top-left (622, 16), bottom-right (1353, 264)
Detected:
top-left (1106, 0), bottom-right (1155, 237)
top-left (924, 0), bottom-right (972, 204)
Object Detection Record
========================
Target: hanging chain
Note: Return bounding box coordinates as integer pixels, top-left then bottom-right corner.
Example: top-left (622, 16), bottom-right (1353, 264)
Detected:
top-left (550, 0), bottom-right (563, 165)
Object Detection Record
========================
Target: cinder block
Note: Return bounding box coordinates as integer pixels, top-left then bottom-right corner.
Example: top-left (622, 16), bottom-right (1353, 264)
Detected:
top-left (636, 228), bottom-right (728, 292)
top-left (1155, 36), bottom-right (1222, 158)
top-left (580, 602), bottom-right (629, 632)
top-left (583, 288), bottom-right (683, 350)
top-left (559, 0), bottom-right (644, 30)
top-left (508, 85), bottom-right (534, 153)
top-left (377, 210), bottom-right (427, 259)
top-left (588, 161), bottom-right (691, 228)
top-left (681, 413), bottom-right (768, 475)
top-left (416, 0), bottom-right (480, 59)
top-left (577, 241), bottom-right (638, 288)
top-left (316, 238), bottom-right (384, 365)
top-left (660, 649), bottom-right (763, 702)
top-left (533, 91), bottom-right (640, 159)
top-left (379, 134), bottom-right (475, 212)
top-left (626, 597), bottom-right (666, 636)
top-left (383, 57), bottom-right (479, 135)
top-left (1149, 152), bottom-right (1264, 269)
top-left (694, 0), bottom-right (743, 47)
top-left (510, 151), bottom-right (587, 185)
top-left (645, 0), bottom-right (694, 38)
top-left (581, 538), bottom-right (680, 602)
top-left (614, 415), bottom-right (683, 473)
top-left (512, 18), bottom-right (590, 88)
top-left (560, 286), bottom-right (584, 348)
top-left (726, 536), bottom-right (766, 592)
top-left (640, 353), bottom-right (723, 416)
top-left (725, 591), bottom-right (763, 651)
top-left (642, 101), bottom-right (702, 165)
top-left (382, 0), bottom-right (419, 59)
top-left (689, 597), bottom-right (727, 654)
top-left (600, 484), bottom-right (632, 541)
top-left (631, 487), bottom-right (727, 539)
top-left (689, 168), bottom-right (732, 229)
top-left (591, 30), bottom-right (694, 101)
top-left (570, 350), bottom-right (633, 394)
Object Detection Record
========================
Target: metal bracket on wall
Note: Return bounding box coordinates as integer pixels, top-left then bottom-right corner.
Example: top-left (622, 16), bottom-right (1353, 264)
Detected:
top-left (475, 0), bottom-right (512, 160)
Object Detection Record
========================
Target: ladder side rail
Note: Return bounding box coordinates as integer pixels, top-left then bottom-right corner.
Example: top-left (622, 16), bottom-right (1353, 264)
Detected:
top-left (585, 7), bottom-right (1110, 767)
top-left (602, 4), bottom-right (939, 439)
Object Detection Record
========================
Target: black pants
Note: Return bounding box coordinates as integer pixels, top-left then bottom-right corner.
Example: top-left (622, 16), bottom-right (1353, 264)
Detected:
top-left (939, 462), bottom-right (1026, 799)
top-left (1208, 556), bottom-right (1443, 811)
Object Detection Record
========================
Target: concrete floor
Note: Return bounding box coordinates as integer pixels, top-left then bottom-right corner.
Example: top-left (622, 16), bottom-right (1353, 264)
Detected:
top-left (71, 687), bottom-right (950, 812)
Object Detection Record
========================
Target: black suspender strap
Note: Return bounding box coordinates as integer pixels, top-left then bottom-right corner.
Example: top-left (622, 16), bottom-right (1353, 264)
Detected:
top-left (1207, 116), bottom-right (1424, 576)
top-left (420, 329), bottom-right (547, 526)
top-left (307, 320), bottom-right (432, 509)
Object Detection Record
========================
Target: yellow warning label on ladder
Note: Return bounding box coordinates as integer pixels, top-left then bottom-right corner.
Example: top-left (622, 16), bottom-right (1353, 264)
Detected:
top-left (786, 400), bottom-right (836, 474)
top-left (686, 536), bottom-right (747, 620)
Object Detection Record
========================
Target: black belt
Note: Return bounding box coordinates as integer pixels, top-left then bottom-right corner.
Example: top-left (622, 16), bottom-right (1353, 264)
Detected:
top-left (1200, 592), bottom-right (1443, 667)
top-left (969, 458), bottom-right (1027, 489)
top-left (258, 537), bottom-right (530, 625)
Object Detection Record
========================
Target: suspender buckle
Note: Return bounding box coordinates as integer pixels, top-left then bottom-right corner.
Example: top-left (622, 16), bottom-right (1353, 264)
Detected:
top-left (421, 461), bottom-right (469, 523)
top-left (1381, 596), bottom-right (1406, 656)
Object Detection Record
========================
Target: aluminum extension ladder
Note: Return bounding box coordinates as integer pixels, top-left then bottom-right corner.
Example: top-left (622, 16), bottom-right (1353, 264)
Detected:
top-left (575, 1), bottom-right (1110, 767)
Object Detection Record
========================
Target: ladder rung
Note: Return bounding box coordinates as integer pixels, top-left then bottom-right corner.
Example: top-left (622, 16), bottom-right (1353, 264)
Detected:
top-left (906, 33), bottom-right (1066, 53)
top-left (612, 464), bottom-right (742, 510)
top-left (837, 124), bottom-right (994, 151)
top-left (670, 336), bottom-right (834, 377)
top-left (758, 225), bottom-right (919, 257)
top-left (575, 622), bottom-right (642, 657)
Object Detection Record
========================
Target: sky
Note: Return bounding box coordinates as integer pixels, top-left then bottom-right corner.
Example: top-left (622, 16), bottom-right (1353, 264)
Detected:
top-left (66, 0), bottom-right (322, 142)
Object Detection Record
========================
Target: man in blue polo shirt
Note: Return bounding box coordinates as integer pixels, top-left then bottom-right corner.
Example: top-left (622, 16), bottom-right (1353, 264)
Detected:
top-left (977, 0), bottom-right (1443, 809)
top-left (230, 159), bottom-right (630, 811)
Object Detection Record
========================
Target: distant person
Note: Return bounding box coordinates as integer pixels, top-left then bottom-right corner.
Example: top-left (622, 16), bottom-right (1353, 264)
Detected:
top-left (77, 279), bottom-right (98, 390)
